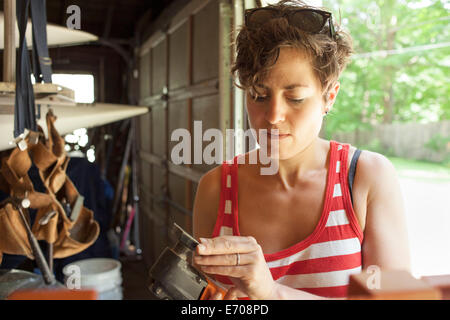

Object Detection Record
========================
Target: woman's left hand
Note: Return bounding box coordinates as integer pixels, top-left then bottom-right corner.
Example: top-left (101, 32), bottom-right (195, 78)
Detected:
top-left (194, 235), bottom-right (276, 300)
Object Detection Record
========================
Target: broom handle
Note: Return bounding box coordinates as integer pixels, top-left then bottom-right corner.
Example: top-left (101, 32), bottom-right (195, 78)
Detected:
top-left (16, 200), bottom-right (55, 285)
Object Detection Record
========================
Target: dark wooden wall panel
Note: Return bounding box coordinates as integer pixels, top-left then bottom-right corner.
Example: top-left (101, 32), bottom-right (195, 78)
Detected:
top-left (169, 23), bottom-right (189, 90)
top-left (139, 113), bottom-right (152, 153)
top-left (192, 94), bottom-right (221, 173)
top-left (168, 173), bottom-right (188, 231)
top-left (193, 0), bottom-right (219, 84)
top-left (151, 107), bottom-right (166, 157)
top-left (152, 39), bottom-right (167, 95)
top-left (152, 165), bottom-right (166, 198)
top-left (168, 100), bottom-right (189, 160)
top-left (169, 173), bottom-right (186, 208)
top-left (139, 52), bottom-right (151, 99)
top-left (140, 161), bottom-right (152, 191)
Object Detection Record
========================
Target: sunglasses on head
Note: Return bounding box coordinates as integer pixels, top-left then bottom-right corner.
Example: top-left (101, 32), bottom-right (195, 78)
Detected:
top-left (245, 7), bottom-right (336, 40)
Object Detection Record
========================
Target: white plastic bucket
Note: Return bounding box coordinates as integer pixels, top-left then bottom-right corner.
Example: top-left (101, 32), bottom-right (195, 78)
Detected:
top-left (63, 258), bottom-right (123, 300)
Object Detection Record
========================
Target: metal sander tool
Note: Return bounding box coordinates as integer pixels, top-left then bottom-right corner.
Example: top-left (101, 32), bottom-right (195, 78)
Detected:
top-left (148, 223), bottom-right (227, 300)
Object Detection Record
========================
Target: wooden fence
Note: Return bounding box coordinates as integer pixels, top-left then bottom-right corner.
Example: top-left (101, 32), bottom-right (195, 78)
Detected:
top-left (330, 120), bottom-right (450, 163)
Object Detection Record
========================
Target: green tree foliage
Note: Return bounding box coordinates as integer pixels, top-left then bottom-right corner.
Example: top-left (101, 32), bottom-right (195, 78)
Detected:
top-left (323, 0), bottom-right (450, 138)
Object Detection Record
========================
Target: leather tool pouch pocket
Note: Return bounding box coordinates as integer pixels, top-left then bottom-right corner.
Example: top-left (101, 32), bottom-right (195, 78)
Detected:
top-left (0, 203), bottom-right (33, 264)
top-left (0, 110), bottom-right (100, 262)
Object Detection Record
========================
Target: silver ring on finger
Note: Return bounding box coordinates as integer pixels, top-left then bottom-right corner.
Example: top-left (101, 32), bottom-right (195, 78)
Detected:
top-left (235, 253), bottom-right (240, 266)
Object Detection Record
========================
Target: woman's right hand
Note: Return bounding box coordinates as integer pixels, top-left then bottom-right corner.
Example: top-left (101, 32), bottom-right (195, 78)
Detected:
top-left (192, 250), bottom-right (240, 300)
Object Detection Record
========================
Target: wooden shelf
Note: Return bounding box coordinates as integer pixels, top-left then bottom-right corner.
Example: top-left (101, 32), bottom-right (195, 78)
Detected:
top-left (0, 82), bottom-right (76, 114)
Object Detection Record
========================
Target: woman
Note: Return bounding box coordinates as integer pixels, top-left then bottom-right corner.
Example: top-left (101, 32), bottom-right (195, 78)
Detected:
top-left (193, 0), bottom-right (410, 300)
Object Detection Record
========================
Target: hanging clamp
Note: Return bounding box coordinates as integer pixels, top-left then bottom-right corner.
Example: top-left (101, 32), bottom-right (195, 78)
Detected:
top-left (9, 129), bottom-right (30, 151)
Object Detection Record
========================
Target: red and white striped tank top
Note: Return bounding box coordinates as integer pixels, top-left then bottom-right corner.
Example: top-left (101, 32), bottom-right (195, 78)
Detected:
top-left (211, 140), bottom-right (364, 299)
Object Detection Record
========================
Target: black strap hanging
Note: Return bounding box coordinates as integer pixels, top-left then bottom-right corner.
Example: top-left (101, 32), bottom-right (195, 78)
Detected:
top-left (14, 0), bottom-right (36, 138)
top-left (30, 0), bottom-right (53, 84)
top-left (14, 0), bottom-right (53, 138)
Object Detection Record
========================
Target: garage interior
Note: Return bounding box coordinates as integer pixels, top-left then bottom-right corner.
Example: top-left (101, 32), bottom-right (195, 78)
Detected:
top-left (0, 0), bottom-right (449, 301)
top-left (0, 0), bottom-right (256, 300)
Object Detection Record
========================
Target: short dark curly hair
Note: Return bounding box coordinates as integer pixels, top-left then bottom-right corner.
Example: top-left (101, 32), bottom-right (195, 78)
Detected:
top-left (231, 0), bottom-right (353, 101)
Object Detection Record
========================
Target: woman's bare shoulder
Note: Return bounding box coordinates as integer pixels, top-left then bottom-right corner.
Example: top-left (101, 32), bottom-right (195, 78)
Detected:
top-left (353, 148), bottom-right (396, 180)
top-left (350, 146), bottom-right (399, 197)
